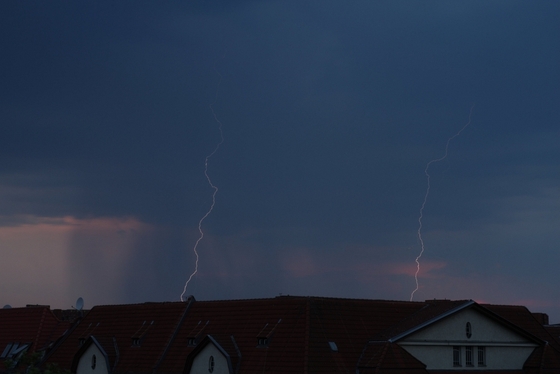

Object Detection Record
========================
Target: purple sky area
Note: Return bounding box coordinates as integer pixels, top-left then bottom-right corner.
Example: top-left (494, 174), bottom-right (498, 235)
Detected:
top-left (1, 2), bottom-right (559, 321)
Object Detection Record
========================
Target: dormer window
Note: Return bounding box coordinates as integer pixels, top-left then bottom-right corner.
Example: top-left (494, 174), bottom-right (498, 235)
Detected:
top-left (131, 320), bottom-right (154, 347)
top-left (187, 321), bottom-right (209, 347)
top-left (1, 343), bottom-right (30, 359)
top-left (79, 338), bottom-right (86, 346)
top-left (256, 319), bottom-right (281, 348)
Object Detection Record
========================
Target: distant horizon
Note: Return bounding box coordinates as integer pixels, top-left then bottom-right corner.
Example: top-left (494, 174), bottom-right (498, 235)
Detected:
top-left (5, 294), bottom-right (559, 325)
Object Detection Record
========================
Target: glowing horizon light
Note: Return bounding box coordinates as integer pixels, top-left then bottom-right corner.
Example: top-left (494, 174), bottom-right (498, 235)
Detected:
top-left (410, 105), bottom-right (475, 301)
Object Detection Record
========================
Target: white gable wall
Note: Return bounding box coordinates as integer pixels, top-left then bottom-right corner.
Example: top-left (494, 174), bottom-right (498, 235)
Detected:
top-left (189, 343), bottom-right (230, 374)
top-left (399, 308), bottom-right (538, 370)
top-left (76, 344), bottom-right (109, 374)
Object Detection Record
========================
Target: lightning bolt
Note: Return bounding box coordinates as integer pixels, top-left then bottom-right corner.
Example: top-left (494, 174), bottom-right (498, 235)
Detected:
top-left (180, 67), bottom-right (225, 302)
top-left (410, 105), bottom-right (475, 301)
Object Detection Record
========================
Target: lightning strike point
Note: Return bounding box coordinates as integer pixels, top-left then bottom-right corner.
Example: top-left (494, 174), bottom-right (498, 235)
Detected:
top-left (180, 62), bottom-right (225, 302)
top-left (410, 105), bottom-right (475, 301)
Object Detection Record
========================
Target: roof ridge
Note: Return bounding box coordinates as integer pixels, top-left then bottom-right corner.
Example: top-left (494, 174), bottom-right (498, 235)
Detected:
top-left (151, 297), bottom-right (194, 373)
top-left (388, 300), bottom-right (475, 342)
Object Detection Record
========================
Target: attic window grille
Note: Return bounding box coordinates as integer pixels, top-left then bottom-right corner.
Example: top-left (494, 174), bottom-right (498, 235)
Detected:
top-left (478, 346), bottom-right (486, 366)
top-left (91, 354), bottom-right (97, 370)
top-left (465, 346), bottom-right (474, 367)
top-left (466, 322), bottom-right (472, 339)
top-left (453, 346), bottom-right (461, 367)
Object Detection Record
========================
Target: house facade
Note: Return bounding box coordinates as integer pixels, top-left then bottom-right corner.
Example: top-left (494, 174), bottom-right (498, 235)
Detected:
top-left (397, 306), bottom-right (539, 370)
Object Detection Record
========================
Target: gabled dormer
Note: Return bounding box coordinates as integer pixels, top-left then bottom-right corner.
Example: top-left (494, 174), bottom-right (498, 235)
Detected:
top-left (387, 300), bottom-right (543, 371)
top-left (71, 336), bottom-right (118, 374)
top-left (183, 335), bottom-right (239, 374)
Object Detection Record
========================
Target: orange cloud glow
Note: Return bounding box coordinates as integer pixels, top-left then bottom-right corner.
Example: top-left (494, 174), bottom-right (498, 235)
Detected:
top-left (0, 215), bottom-right (153, 308)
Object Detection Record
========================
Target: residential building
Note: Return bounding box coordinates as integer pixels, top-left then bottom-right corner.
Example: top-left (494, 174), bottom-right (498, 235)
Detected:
top-left (35, 296), bottom-right (560, 374)
top-left (0, 305), bottom-right (73, 373)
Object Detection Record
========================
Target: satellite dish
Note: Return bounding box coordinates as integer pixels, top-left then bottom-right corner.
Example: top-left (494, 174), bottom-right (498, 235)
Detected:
top-left (76, 297), bottom-right (84, 311)
top-left (3, 304), bottom-right (11, 309)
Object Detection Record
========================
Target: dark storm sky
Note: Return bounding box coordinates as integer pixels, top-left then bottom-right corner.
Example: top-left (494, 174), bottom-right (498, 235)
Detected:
top-left (1, 1), bottom-right (559, 320)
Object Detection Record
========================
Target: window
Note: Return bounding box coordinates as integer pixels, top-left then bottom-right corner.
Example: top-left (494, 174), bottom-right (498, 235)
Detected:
top-left (466, 322), bottom-right (472, 338)
top-left (478, 346), bottom-right (486, 366)
top-left (208, 355), bottom-right (214, 373)
top-left (91, 354), bottom-right (97, 370)
top-left (453, 346), bottom-right (461, 367)
top-left (1, 343), bottom-right (13, 358)
top-left (1, 343), bottom-right (29, 359)
top-left (257, 337), bottom-right (268, 347)
top-left (465, 346), bottom-right (474, 366)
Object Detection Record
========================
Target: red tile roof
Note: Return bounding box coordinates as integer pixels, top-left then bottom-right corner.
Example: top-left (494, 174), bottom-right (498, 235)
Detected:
top-left (0, 306), bottom-right (70, 371)
top-left (484, 304), bottom-right (560, 351)
top-left (159, 296), bottom-right (429, 373)
top-left (160, 296), bottom-right (310, 373)
top-left (37, 296), bottom-right (560, 374)
top-left (43, 301), bottom-right (190, 373)
top-left (356, 341), bottom-right (428, 373)
top-left (372, 299), bottom-right (472, 342)
top-left (544, 325), bottom-right (560, 345)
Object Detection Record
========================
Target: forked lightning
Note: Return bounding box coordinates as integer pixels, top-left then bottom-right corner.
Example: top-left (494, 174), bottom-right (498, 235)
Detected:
top-left (180, 69), bottom-right (225, 302)
top-left (410, 105), bottom-right (474, 301)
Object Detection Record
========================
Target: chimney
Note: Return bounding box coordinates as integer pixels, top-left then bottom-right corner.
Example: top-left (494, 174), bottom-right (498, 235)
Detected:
top-left (532, 312), bottom-right (549, 325)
